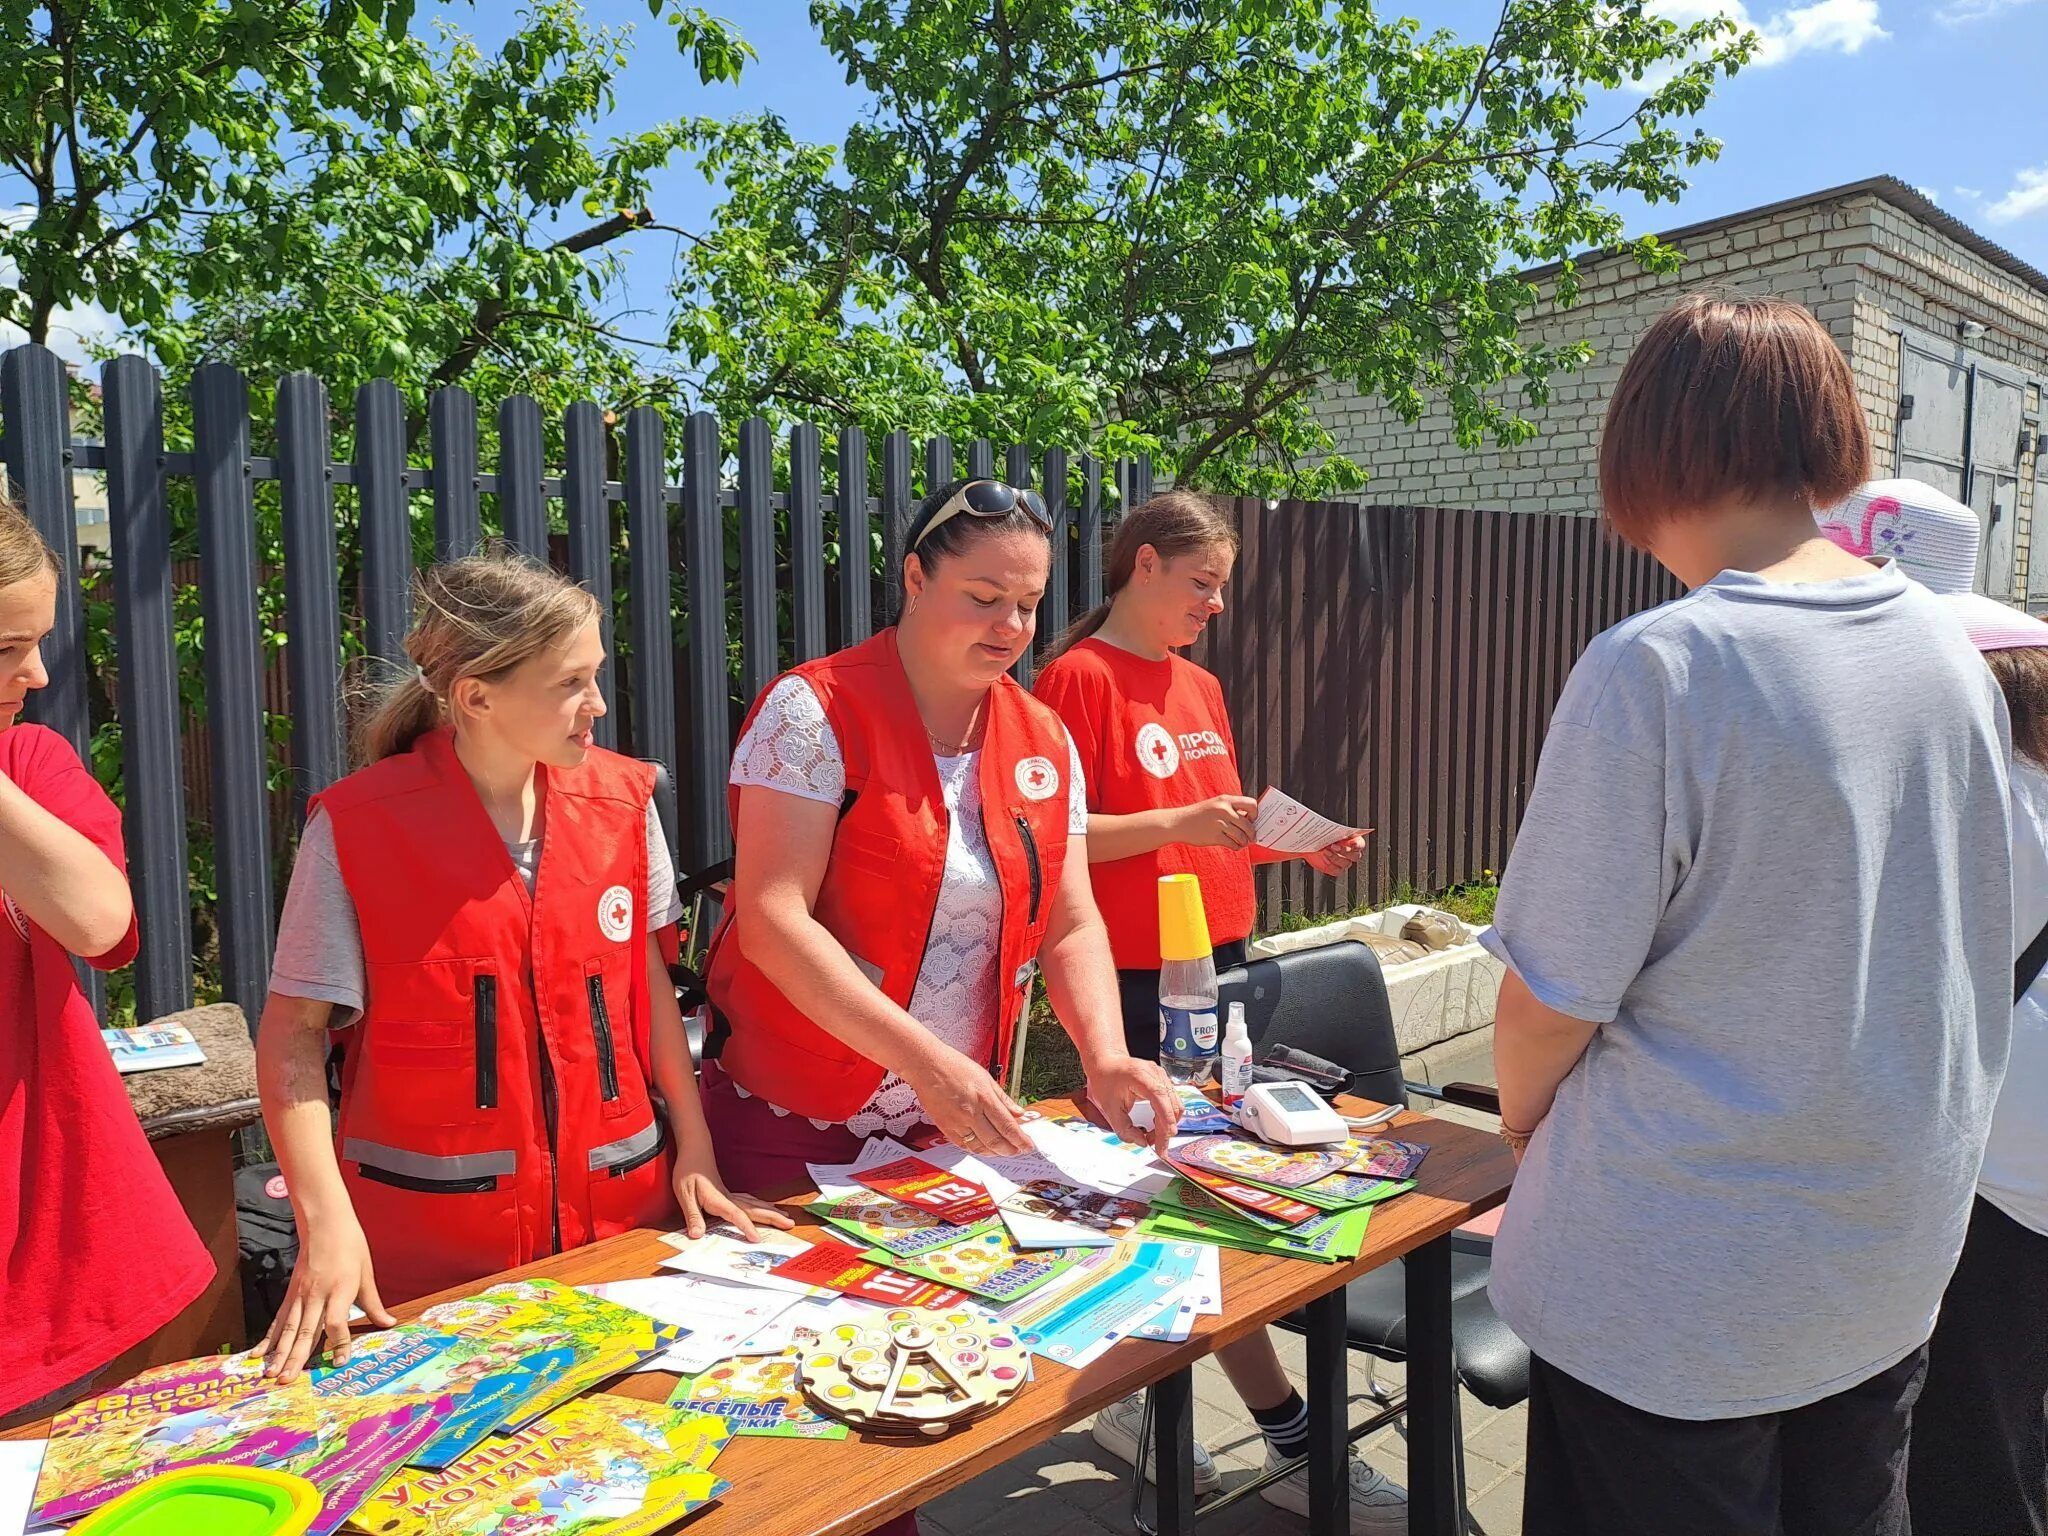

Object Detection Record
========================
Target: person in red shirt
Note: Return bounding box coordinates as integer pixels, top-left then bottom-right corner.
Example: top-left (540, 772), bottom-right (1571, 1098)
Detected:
top-left (1034, 490), bottom-right (1394, 1531)
top-left (0, 495), bottom-right (214, 1428)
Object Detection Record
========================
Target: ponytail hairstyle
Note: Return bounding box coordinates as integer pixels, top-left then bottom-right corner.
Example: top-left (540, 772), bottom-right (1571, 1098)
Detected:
top-left (1044, 489), bottom-right (1238, 663)
top-left (0, 489), bottom-right (58, 590)
top-left (354, 548), bottom-right (602, 764)
top-left (1987, 647), bottom-right (2048, 770)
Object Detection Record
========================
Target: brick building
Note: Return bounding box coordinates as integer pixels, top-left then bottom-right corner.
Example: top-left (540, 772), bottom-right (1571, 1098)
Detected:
top-left (1301, 177), bottom-right (2048, 605)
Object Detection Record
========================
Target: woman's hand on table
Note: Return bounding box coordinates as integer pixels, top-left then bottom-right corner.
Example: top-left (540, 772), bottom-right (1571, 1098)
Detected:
top-left (261, 1216), bottom-right (393, 1382)
top-left (900, 1042), bottom-right (1034, 1157)
top-left (1083, 1053), bottom-right (1180, 1156)
top-left (672, 1147), bottom-right (796, 1243)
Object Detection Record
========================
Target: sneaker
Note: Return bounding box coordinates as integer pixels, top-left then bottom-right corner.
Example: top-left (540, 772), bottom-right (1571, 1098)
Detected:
top-left (1088, 1390), bottom-right (1224, 1495)
top-left (1258, 1445), bottom-right (1409, 1534)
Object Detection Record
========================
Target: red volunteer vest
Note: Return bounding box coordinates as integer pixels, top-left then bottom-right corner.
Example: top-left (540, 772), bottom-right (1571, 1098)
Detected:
top-left (706, 629), bottom-right (1074, 1123)
top-left (316, 728), bottom-right (675, 1303)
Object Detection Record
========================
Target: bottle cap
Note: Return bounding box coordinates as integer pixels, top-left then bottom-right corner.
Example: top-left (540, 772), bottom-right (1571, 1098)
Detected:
top-left (1157, 873), bottom-right (1213, 962)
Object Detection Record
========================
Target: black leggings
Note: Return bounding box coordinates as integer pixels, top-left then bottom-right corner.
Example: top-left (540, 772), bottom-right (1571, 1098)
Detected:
top-left (1113, 939), bottom-right (1249, 1062)
top-left (1907, 1195), bottom-right (2048, 1536)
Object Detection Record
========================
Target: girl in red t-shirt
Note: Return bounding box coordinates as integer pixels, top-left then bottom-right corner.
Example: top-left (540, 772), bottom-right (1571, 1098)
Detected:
top-left (0, 496), bottom-right (213, 1427)
top-left (1034, 492), bottom-right (1393, 1529)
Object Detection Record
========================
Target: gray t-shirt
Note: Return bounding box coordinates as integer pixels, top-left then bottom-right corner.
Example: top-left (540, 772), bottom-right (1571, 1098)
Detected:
top-left (1481, 562), bottom-right (2013, 1420)
top-left (269, 801), bottom-right (684, 1025)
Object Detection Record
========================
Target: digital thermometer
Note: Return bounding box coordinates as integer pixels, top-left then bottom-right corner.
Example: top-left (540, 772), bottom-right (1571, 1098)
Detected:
top-left (1236, 1080), bottom-right (1349, 1147)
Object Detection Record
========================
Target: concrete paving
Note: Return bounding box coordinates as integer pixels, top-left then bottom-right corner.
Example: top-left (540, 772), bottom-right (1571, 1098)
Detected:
top-left (925, 1336), bottom-right (1527, 1535)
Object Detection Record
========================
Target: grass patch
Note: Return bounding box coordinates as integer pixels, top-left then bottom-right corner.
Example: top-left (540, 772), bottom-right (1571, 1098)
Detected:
top-left (1009, 874), bottom-right (1500, 1098)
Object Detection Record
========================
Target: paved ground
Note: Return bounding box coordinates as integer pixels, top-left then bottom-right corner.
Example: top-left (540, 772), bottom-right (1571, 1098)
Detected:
top-left (930, 1075), bottom-right (1525, 1536)
top-left (925, 1340), bottom-right (1526, 1535)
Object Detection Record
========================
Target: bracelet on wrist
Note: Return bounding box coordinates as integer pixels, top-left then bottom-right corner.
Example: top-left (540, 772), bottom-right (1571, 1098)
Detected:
top-left (1498, 1120), bottom-right (1538, 1153)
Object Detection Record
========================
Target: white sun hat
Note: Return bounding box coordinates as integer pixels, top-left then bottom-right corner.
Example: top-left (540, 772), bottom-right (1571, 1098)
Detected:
top-left (1816, 478), bottom-right (1981, 595)
top-left (1941, 591), bottom-right (2048, 653)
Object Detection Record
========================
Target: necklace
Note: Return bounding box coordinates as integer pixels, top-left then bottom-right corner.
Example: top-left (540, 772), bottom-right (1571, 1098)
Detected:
top-left (925, 705), bottom-right (984, 756)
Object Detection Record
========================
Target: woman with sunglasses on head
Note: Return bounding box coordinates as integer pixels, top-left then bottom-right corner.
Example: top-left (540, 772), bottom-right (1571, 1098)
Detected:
top-left (700, 479), bottom-right (1180, 1534)
top-left (699, 477), bottom-right (1178, 1196)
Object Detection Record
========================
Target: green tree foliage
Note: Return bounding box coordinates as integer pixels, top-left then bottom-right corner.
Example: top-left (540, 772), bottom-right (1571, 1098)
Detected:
top-left (668, 0), bottom-right (1752, 494)
top-left (1, 0), bottom-right (750, 417)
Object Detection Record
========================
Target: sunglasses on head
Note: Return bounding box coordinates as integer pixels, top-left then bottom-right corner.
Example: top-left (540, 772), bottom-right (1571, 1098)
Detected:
top-left (907, 480), bottom-right (1052, 551)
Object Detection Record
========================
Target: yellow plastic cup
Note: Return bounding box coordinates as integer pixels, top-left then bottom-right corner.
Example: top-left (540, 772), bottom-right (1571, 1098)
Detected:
top-left (1158, 873), bottom-right (1213, 962)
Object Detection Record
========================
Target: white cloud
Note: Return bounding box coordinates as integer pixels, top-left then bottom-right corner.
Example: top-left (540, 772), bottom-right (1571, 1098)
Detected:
top-left (1953, 186), bottom-right (1984, 200)
top-left (1644, 1), bottom-right (1888, 78)
top-left (1935, 0), bottom-right (2042, 23)
top-left (0, 205), bottom-right (125, 369)
top-left (1914, 185), bottom-right (1939, 203)
top-left (1985, 165), bottom-right (2048, 224)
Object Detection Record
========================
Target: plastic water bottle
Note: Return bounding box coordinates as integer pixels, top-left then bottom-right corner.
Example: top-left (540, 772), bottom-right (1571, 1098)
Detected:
top-left (1219, 1002), bottom-right (1254, 1106)
top-left (1157, 874), bottom-right (1219, 1086)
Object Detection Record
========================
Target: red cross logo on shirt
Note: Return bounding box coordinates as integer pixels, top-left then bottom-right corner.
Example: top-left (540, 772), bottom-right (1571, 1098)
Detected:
top-left (1135, 721), bottom-right (1180, 779)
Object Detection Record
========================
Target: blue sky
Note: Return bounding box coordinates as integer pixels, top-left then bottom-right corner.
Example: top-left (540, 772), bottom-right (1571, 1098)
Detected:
top-left (9, 0), bottom-right (2048, 362)
top-left (487, 0), bottom-right (2048, 336)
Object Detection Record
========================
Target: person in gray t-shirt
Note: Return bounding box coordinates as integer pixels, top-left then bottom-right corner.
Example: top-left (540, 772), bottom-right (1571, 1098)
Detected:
top-left (1485, 295), bottom-right (2013, 1536)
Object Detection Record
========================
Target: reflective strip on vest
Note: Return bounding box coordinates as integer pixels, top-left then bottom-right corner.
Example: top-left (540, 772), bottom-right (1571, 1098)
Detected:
top-left (343, 1139), bottom-right (517, 1183)
top-left (588, 1119), bottom-right (663, 1173)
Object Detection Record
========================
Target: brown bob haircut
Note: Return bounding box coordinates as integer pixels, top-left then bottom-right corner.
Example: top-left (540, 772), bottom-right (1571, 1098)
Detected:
top-left (1599, 293), bottom-right (1871, 551)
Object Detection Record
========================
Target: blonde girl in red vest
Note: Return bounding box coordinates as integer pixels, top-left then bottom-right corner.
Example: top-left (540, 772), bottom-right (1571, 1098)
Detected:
top-left (0, 494), bottom-right (213, 1428)
top-left (1034, 492), bottom-right (1393, 1531)
top-left (699, 476), bottom-right (1179, 1188)
top-left (257, 552), bottom-right (787, 1381)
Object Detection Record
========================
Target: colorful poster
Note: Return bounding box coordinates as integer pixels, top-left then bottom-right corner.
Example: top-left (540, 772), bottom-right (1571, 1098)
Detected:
top-left (768, 1236), bottom-right (973, 1309)
top-left (810, 1188), bottom-right (997, 1258)
top-left (355, 1394), bottom-right (731, 1536)
top-left (862, 1227), bottom-right (1079, 1304)
top-left (1169, 1134), bottom-right (1357, 1189)
top-left (854, 1156), bottom-right (1000, 1224)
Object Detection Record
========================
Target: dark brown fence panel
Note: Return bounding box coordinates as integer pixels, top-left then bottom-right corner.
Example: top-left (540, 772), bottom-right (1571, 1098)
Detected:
top-left (1193, 499), bottom-right (1679, 930)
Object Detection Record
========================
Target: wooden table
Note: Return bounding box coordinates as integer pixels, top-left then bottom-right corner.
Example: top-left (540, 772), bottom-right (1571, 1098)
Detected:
top-left (6, 1096), bottom-right (1513, 1536)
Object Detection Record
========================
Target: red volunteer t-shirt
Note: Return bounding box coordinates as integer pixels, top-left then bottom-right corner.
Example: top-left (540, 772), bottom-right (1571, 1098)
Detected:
top-left (1034, 638), bottom-right (1256, 969)
top-left (0, 724), bottom-right (213, 1417)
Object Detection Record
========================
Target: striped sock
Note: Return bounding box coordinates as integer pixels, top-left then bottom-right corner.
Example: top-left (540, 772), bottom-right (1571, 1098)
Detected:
top-left (1250, 1391), bottom-right (1310, 1461)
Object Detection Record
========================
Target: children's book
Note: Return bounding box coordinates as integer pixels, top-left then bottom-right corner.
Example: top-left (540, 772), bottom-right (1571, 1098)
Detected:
top-left (321, 1279), bottom-right (682, 1467)
top-left (101, 1024), bottom-right (206, 1073)
top-left (31, 1353), bottom-right (285, 1523)
top-left (354, 1394), bottom-right (732, 1536)
top-left (668, 1303), bottom-right (857, 1447)
top-left (1142, 1202), bottom-right (1372, 1263)
top-left (808, 1188), bottom-right (997, 1258)
top-left (860, 1226), bottom-right (1080, 1304)
top-left (658, 1224), bottom-right (827, 1297)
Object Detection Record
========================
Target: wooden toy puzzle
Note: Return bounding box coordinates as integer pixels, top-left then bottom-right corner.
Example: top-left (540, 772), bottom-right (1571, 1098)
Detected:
top-left (798, 1309), bottom-right (1029, 1437)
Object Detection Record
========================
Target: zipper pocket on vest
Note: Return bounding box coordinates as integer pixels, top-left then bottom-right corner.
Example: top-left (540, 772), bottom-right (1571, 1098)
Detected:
top-left (357, 1165), bottom-right (501, 1195)
top-left (474, 975), bottom-right (499, 1110)
top-left (599, 1122), bottom-right (667, 1178)
top-left (1013, 813), bottom-right (1043, 925)
top-left (586, 973), bottom-right (621, 1102)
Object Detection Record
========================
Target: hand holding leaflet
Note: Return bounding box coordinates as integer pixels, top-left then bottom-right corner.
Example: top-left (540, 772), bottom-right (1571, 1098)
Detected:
top-left (1251, 787), bottom-right (1370, 855)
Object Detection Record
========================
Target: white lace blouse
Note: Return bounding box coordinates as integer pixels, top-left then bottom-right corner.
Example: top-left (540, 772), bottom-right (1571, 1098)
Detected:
top-left (729, 675), bottom-right (1088, 1137)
